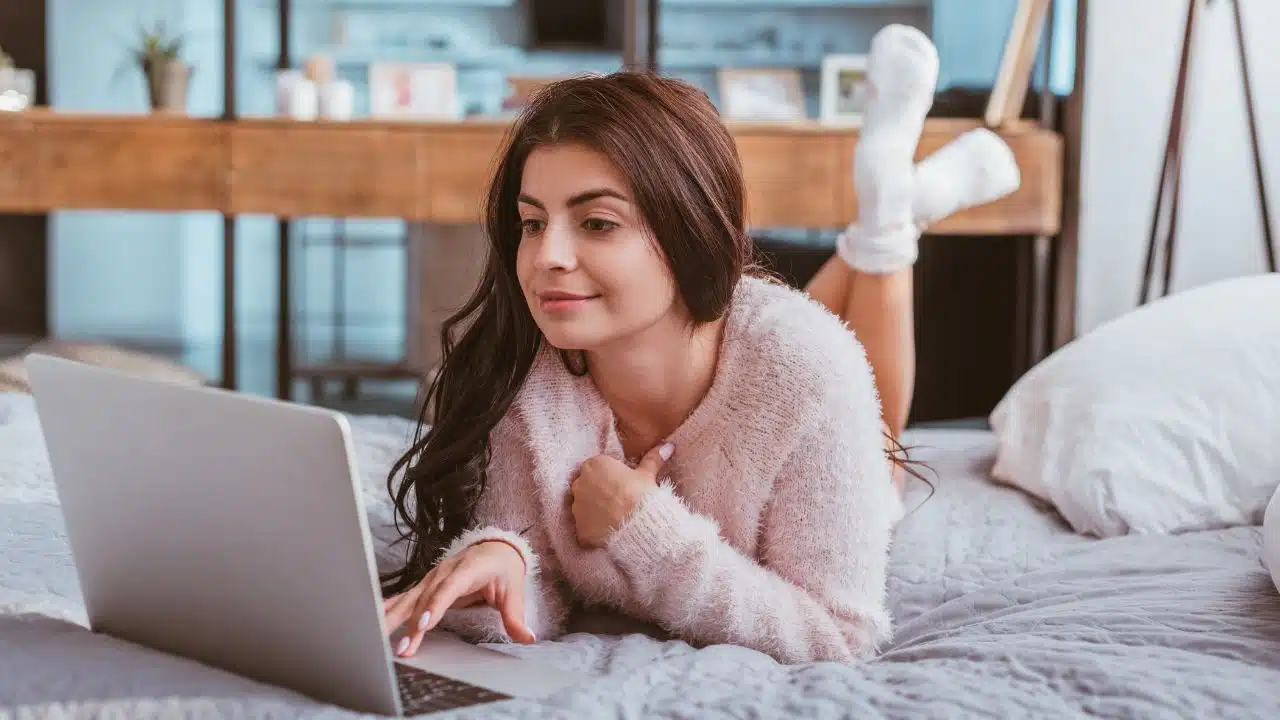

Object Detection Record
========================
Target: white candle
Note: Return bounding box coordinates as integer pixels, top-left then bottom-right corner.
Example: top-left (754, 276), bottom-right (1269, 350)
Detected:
top-left (276, 71), bottom-right (318, 120)
top-left (320, 80), bottom-right (355, 121)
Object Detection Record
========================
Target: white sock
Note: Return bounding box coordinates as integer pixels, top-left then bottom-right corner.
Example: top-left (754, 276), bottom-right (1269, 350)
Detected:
top-left (913, 128), bottom-right (1022, 228)
top-left (837, 24), bottom-right (939, 275)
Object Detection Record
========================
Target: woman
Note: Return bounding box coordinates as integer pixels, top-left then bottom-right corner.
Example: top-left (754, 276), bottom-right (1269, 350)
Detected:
top-left (381, 25), bottom-right (1019, 665)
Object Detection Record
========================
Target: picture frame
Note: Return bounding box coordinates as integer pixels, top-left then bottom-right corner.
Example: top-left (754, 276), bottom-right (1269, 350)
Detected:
top-left (820, 54), bottom-right (870, 126)
top-left (368, 62), bottom-right (460, 120)
top-left (716, 68), bottom-right (806, 122)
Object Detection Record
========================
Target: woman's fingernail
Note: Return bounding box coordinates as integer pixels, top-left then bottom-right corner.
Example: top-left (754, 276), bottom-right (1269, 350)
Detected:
top-left (659, 443), bottom-right (675, 461)
top-left (396, 636), bottom-right (410, 656)
top-left (416, 611), bottom-right (431, 631)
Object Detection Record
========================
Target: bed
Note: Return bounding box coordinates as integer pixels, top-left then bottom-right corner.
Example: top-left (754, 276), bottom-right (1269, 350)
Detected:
top-left (2, 391), bottom-right (1278, 719)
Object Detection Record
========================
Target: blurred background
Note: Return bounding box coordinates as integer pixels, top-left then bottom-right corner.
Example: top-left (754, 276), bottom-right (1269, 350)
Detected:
top-left (3, 0), bottom-right (1083, 422)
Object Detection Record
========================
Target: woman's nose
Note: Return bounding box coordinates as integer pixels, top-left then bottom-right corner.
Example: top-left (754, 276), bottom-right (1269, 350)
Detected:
top-left (534, 222), bottom-right (577, 271)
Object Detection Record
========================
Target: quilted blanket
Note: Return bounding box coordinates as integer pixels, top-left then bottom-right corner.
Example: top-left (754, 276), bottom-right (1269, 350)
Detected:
top-left (2, 392), bottom-right (1278, 719)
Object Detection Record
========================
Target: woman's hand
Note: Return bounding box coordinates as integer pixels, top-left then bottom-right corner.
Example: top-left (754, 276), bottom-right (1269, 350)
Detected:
top-left (570, 442), bottom-right (673, 548)
top-left (382, 540), bottom-right (535, 657)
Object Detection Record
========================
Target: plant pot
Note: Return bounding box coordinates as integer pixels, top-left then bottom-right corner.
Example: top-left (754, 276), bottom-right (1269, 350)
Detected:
top-left (145, 60), bottom-right (191, 113)
top-left (0, 67), bottom-right (35, 111)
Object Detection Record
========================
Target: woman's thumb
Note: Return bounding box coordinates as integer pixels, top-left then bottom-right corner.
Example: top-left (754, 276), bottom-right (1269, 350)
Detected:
top-left (636, 442), bottom-right (675, 478)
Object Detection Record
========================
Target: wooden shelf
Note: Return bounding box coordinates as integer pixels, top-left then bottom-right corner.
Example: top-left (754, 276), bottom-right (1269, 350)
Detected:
top-left (0, 109), bottom-right (1062, 235)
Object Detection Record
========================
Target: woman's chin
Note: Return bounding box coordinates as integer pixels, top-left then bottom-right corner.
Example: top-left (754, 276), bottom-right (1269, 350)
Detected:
top-left (537, 325), bottom-right (602, 353)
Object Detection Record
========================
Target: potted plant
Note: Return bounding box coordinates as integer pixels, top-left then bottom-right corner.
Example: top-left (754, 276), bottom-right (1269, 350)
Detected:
top-left (131, 21), bottom-right (190, 112)
top-left (0, 44), bottom-right (35, 111)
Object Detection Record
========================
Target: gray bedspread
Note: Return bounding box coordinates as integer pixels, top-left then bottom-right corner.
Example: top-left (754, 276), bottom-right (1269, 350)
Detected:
top-left (2, 392), bottom-right (1278, 719)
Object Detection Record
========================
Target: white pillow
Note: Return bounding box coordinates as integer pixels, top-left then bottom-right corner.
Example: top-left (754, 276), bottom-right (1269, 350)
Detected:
top-left (1265, 485), bottom-right (1280, 594)
top-left (990, 274), bottom-right (1280, 537)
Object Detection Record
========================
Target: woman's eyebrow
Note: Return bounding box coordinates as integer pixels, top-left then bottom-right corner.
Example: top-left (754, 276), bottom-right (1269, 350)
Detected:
top-left (517, 189), bottom-right (630, 210)
top-left (566, 189), bottom-right (629, 207)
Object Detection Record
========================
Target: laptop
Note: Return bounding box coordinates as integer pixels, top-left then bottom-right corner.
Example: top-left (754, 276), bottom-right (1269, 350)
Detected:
top-left (25, 354), bottom-right (581, 716)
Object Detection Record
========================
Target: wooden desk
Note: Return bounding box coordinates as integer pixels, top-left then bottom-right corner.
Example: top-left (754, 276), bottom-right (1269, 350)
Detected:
top-left (0, 110), bottom-right (1065, 393)
top-left (0, 110), bottom-right (1062, 234)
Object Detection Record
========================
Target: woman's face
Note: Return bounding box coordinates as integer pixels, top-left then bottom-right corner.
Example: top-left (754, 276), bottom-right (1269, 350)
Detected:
top-left (516, 143), bottom-right (681, 351)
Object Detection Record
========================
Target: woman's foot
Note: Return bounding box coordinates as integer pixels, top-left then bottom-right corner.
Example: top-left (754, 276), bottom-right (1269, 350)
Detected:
top-left (913, 128), bottom-right (1022, 228)
top-left (837, 25), bottom-right (939, 275)
top-left (837, 32), bottom-right (1023, 273)
top-left (861, 24), bottom-right (940, 151)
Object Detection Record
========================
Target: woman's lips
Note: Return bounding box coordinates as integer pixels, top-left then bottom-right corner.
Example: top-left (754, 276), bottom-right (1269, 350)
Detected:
top-left (537, 291), bottom-right (599, 313)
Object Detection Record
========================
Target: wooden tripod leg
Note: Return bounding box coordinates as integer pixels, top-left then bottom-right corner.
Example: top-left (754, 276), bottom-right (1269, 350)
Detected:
top-left (1162, 111), bottom-right (1189, 299)
top-left (1142, 120), bottom-right (1179, 305)
top-left (1231, 0), bottom-right (1278, 272)
top-left (1141, 0), bottom-right (1198, 305)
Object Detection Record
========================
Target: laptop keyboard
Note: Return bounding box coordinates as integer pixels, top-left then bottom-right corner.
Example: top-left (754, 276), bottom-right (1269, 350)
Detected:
top-left (394, 662), bottom-right (511, 715)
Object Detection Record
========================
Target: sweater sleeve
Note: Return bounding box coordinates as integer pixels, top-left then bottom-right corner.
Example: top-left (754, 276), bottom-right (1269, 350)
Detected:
top-left (604, 329), bottom-right (902, 664)
top-left (432, 420), bottom-right (571, 644)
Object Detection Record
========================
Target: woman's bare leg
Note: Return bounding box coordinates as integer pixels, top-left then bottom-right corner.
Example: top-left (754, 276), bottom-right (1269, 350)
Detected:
top-left (804, 258), bottom-right (915, 438)
top-left (842, 268), bottom-right (915, 439)
top-left (804, 257), bottom-right (914, 495)
top-left (806, 25), bottom-right (1018, 495)
top-left (846, 267), bottom-right (915, 498)
top-left (804, 254), bottom-right (853, 317)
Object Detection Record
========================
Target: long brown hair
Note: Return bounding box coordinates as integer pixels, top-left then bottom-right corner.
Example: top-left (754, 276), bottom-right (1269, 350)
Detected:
top-left (380, 72), bottom-right (752, 596)
top-left (381, 72), bottom-right (923, 596)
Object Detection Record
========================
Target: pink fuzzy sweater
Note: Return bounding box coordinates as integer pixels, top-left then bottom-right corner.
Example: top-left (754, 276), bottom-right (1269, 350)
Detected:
top-left (436, 275), bottom-right (903, 664)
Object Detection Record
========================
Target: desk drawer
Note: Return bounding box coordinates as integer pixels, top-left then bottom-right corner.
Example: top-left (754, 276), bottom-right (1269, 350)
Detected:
top-left (230, 124), bottom-right (424, 219)
top-left (37, 119), bottom-right (224, 211)
top-left (0, 116), bottom-right (37, 212)
top-left (740, 134), bottom-right (850, 229)
top-left (420, 126), bottom-right (506, 224)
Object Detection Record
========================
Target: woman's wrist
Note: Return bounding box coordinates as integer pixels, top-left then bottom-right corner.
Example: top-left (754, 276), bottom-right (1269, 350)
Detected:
top-left (473, 538), bottom-right (528, 575)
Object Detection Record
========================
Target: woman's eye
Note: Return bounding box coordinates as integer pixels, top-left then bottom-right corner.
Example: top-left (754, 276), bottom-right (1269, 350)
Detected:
top-left (583, 218), bottom-right (618, 233)
top-left (520, 219), bottom-right (544, 234)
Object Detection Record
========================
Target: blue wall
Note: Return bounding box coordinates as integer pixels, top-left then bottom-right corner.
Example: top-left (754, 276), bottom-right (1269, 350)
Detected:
top-left (48, 0), bottom-right (226, 348)
top-left (49, 0), bottom-right (188, 343)
top-left (48, 0), bottom-right (1076, 392)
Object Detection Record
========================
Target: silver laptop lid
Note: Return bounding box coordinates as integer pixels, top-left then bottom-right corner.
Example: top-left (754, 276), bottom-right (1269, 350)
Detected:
top-left (26, 354), bottom-right (403, 716)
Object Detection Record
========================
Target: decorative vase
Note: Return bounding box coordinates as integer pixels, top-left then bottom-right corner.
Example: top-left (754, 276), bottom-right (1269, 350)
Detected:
top-left (145, 60), bottom-right (191, 113)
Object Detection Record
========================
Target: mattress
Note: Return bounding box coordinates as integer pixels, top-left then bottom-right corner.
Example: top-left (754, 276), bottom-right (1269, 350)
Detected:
top-left (1, 392), bottom-right (1278, 719)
